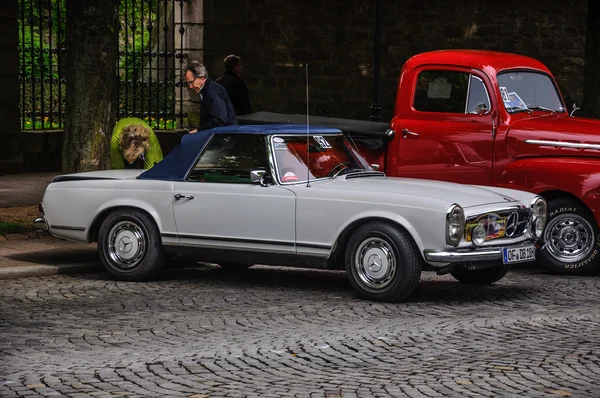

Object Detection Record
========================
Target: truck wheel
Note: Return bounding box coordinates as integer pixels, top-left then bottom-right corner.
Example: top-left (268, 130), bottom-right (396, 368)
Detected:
top-left (98, 209), bottom-right (167, 281)
top-left (345, 221), bottom-right (422, 302)
top-left (540, 198), bottom-right (600, 275)
top-left (450, 265), bottom-right (509, 284)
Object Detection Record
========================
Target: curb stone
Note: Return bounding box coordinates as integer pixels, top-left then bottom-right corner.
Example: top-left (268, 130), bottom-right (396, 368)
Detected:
top-left (0, 263), bottom-right (100, 280)
top-left (3, 234), bottom-right (29, 241)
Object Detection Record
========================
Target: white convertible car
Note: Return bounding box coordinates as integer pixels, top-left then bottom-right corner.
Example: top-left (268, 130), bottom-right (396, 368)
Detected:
top-left (35, 124), bottom-right (546, 302)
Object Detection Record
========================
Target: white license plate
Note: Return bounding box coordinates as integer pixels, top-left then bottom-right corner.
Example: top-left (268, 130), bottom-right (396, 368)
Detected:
top-left (502, 246), bottom-right (536, 264)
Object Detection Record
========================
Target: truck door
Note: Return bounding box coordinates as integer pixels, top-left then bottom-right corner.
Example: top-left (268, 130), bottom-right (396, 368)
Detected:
top-left (394, 68), bottom-right (494, 186)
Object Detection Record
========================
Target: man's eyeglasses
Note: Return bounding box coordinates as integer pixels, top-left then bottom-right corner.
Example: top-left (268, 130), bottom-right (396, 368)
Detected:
top-left (185, 77), bottom-right (197, 86)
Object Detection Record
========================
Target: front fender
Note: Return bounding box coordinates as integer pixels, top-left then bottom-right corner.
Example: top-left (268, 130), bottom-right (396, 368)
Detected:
top-left (331, 209), bottom-right (434, 258)
top-left (496, 158), bottom-right (600, 200)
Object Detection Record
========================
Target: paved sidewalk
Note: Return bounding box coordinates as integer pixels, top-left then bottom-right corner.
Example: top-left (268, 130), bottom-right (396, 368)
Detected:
top-left (0, 172), bottom-right (56, 207)
top-left (0, 172), bottom-right (101, 279)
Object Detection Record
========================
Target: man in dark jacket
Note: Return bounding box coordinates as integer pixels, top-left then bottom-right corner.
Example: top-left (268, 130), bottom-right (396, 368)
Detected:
top-left (184, 61), bottom-right (238, 132)
top-left (215, 54), bottom-right (253, 116)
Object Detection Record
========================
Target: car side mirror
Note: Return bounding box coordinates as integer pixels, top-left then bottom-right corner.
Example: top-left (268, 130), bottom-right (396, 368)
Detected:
top-left (250, 170), bottom-right (271, 187)
top-left (370, 164), bottom-right (380, 171)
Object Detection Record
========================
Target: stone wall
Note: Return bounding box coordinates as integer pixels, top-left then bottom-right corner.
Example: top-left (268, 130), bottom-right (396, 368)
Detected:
top-left (238, 0), bottom-right (587, 121)
top-left (1, 0), bottom-right (590, 172)
top-left (0, 0), bottom-right (22, 173)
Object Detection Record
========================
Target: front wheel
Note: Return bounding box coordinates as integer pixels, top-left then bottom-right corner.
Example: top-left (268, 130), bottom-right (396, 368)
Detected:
top-left (539, 198), bottom-right (600, 275)
top-left (98, 209), bottom-right (167, 281)
top-left (450, 265), bottom-right (509, 284)
top-left (345, 221), bottom-right (422, 302)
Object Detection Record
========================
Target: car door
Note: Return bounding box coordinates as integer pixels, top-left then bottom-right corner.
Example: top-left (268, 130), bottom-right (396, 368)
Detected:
top-left (395, 67), bottom-right (494, 186)
top-left (172, 133), bottom-right (297, 254)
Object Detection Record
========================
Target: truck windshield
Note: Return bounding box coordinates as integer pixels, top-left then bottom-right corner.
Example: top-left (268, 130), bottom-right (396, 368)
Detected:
top-left (271, 135), bottom-right (370, 184)
top-left (497, 71), bottom-right (565, 113)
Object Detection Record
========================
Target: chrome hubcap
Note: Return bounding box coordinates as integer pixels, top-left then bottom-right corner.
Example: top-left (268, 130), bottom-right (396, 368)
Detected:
top-left (107, 221), bottom-right (146, 270)
top-left (545, 214), bottom-right (594, 263)
top-left (354, 237), bottom-right (396, 290)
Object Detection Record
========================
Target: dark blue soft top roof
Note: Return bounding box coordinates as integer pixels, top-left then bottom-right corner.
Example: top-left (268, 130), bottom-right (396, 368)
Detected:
top-left (138, 124), bottom-right (342, 181)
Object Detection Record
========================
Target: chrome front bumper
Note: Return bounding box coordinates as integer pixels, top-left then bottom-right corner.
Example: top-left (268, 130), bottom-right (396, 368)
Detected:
top-left (424, 242), bottom-right (537, 264)
top-left (34, 216), bottom-right (50, 235)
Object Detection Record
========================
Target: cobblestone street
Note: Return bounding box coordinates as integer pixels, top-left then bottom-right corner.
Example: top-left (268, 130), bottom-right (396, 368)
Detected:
top-left (1, 264), bottom-right (599, 397)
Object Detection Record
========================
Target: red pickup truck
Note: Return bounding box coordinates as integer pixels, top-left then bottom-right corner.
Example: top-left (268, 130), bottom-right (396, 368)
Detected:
top-left (238, 49), bottom-right (600, 275)
top-left (352, 49), bottom-right (600, 275)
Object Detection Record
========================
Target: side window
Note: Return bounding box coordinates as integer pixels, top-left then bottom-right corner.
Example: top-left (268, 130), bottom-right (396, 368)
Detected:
top-left (189, 134), bottom-right (268, 183)
top-left (413, 70), bottom-right (469, 113)
top-left (466, 75), bottom-right (491, 114)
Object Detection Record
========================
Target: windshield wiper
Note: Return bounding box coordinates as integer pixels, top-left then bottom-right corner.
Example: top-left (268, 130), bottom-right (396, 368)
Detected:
top-left (332, 168), bottom-right (366, 178)
top-left (528, 105), bottom-right (556, 114)
top-left (507, 107), bottom-right (532, 115)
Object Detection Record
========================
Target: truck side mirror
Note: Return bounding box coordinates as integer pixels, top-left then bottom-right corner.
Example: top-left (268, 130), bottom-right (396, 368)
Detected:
top-left (476, 103), bottom-right (490, 115)
top-left (570, 102), bottom-right (581, 117)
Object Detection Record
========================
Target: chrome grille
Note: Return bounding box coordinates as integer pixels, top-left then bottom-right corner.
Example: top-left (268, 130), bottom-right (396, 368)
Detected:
top-left (464, 207), bottom-right (531, 243)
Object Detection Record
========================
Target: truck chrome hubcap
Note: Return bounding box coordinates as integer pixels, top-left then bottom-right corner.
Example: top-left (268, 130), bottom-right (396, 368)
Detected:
top-left (545, 214), bottom-right (594, 263)
top-left (355, 238), bottom-right (396, 290)
top-left (108, 221), bottom-right (146, 269)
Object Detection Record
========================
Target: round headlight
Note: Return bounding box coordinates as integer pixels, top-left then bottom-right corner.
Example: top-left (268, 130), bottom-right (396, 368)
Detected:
top-left (472, 225), bottom-right (486, 246)
top-left (446, 204), bottom-right (465, 247)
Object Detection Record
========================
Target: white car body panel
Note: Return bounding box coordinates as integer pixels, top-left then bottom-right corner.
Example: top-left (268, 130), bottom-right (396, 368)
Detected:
top-left (36, 128), bottom-right (544, 275)
top-left (171, 182), bottom-right (297, 253)
top-left (40, 168), bottom-right (539, 262)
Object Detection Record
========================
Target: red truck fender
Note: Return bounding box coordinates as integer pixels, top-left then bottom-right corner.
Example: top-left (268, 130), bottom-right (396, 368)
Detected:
top-left (496, 157), bottom-right (600, 273)
top-left (495, 157), bottom-right (600, 214)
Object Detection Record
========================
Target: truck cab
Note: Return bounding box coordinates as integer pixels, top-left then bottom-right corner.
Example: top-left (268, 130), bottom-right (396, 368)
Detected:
top-left (356, 49), bottom-right (600, 275)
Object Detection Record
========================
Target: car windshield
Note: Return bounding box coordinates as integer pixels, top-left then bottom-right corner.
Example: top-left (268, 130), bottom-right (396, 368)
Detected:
top-left (497, 71), bottom-right (565, 113)
top-left (271, 134), bottom-right (370, 184)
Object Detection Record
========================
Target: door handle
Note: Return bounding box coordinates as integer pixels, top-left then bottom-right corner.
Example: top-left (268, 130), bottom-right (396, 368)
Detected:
top-left (402, 128), bottom-right (419, 139)
top-left (174, 194), bottom-right (194, 200)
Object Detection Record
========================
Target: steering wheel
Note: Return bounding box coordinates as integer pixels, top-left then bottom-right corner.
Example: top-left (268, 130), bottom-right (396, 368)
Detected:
top-left (328, 162), bottom-right (350, 177)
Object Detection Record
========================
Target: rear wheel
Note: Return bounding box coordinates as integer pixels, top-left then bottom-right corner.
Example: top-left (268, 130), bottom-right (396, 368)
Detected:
top-left (540, 198), bottom-right (600, 275)
top-left (98, 209), bottom-right (166, 281)
top-left (450, 265), bottom-right (509, 284)
top-left (345, 221), bottom-right (422, 302)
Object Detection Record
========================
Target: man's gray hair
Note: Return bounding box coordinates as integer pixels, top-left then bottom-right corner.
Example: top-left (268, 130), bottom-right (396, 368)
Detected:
top-left (186, 61), bottom-right (208, 78)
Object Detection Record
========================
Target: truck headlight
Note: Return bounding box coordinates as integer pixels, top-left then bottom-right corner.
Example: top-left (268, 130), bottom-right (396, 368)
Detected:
top-left (531, 196), bottom-right (547, 238)
top-left (446, 204), bottom-right (465, 247)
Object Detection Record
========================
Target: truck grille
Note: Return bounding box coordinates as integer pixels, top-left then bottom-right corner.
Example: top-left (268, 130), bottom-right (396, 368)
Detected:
top-left (464, 207), bottom-right (531, 243)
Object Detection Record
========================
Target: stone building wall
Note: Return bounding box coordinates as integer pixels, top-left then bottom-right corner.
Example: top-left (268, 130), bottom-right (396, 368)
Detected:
top-left (0, 0), bottom-right (590, 172)
top-left (239, 0), bottom-right (587, 121)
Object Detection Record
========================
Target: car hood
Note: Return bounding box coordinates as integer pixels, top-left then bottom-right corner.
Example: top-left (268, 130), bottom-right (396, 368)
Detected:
top-left (506, 114), bottom-right (600, 158)
top-left (51, 169), bottom-right (144, 182)
top-left (310, 174), bottom-right (522, 209)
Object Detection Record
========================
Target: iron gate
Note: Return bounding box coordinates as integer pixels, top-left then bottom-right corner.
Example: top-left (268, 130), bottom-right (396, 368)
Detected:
top-left (18, 0), bottom-right (188, 131)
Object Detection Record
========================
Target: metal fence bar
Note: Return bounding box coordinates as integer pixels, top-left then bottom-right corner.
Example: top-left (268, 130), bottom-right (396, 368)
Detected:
top-left (177, 0), bottom-right (186, 128)
top-left (29, 0), bottom-right (35, 124)
top-left (19, 0), bottom-right (180, 130)
top-left (159, 0), bottom-right (170, 126)
top-left (38, 0), bottom-right (45, 125)
top-left (20, 0), bottom-right (25, 129)
top-left (48, 1), bottom-right (53, 127)
top-left (57, 0), bottom-right (63, 127)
